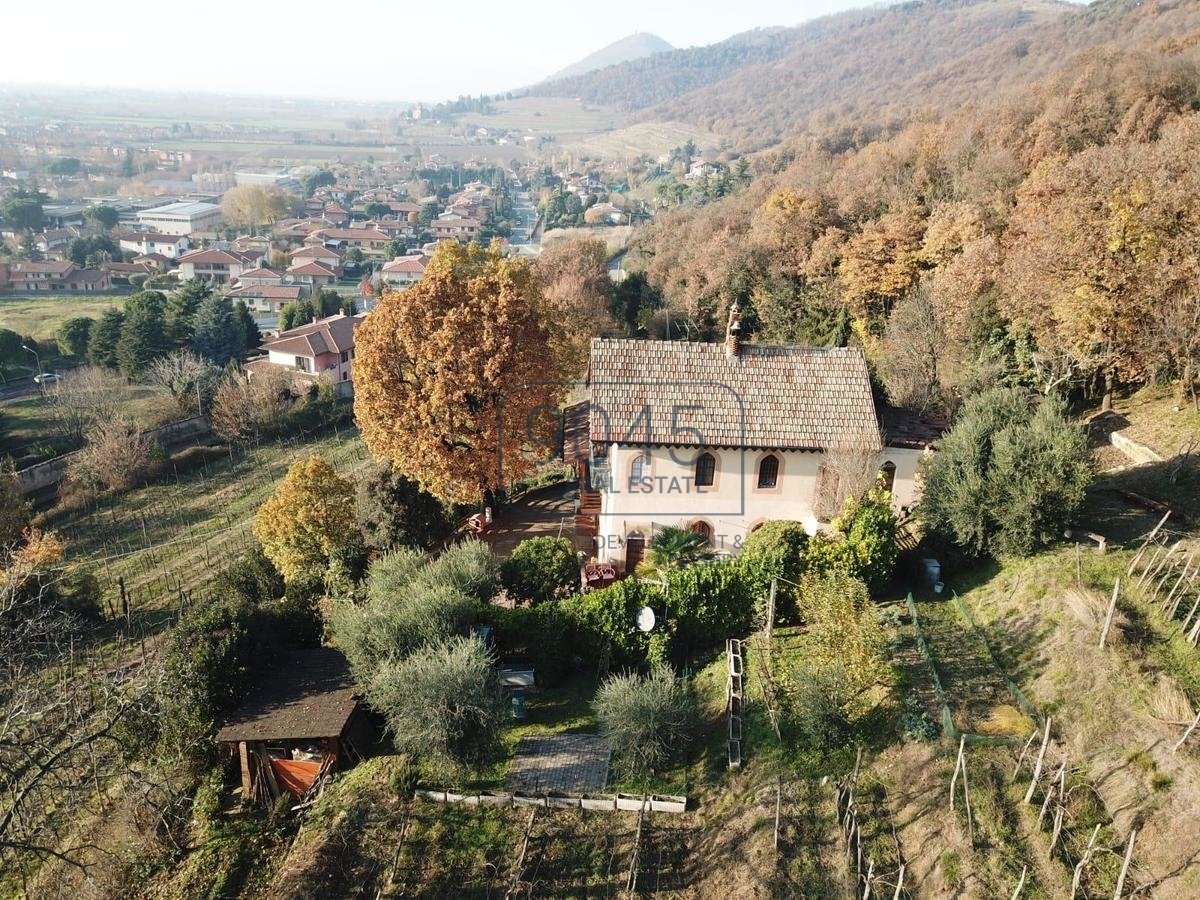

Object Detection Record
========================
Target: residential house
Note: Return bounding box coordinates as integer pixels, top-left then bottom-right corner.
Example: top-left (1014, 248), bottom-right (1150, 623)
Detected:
top-left (247, 311), bottom-right (365, 393)
top-left (286, 260), bottom-right (338, 288)
top-left (305, 227), bottom-right (390, 256)
top-left (5, 261), bottom-right (111, 292)
top-left (583, 202), bottom-right (625, 226)
top-left (362, 219), bottom-right (413, 239)
top-left (288, 244), bottom-right (344, 271)
top-left (227, 283), bottom-right (307, 314)
top-left (380, 253), bottom-right (429, 287)
top-left (132, 252), bottom-right (173, 272)
top-left (119, 231), bottom-right (190, 258)
top-left (235, 267), bottom-right (284, 287)
top-left (233, 234), bottom-right (273, 257)
top-left (34, 227), bottom-right (80, 254)
top-left (103, 261), bottom-right (156, 280)
top-left (430, 215), bottom-right (480, 243)
top-left (575, 305), bottom-right (939, 571)
top-left (177, 248), bottom-right (262, 284)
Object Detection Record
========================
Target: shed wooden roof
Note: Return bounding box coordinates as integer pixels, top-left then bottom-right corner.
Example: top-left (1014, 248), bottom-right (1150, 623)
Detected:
top-left (215, 648), bottom-right (359, 743)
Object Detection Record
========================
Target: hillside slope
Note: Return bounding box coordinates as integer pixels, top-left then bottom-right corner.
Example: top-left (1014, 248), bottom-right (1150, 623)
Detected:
top-left (547, 32), bottom-right (674, 81)
top-left (527, 26), bottom-right (799, 112)
top-left (646, 0), bottom-right (1073, 147)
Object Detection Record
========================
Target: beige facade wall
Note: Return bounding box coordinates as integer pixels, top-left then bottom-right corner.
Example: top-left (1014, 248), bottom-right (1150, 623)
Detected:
top-left (593, 443), bottom-right (925, 566)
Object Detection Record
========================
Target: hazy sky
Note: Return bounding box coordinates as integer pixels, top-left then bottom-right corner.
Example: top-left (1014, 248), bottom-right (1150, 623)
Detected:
top-left (0, 0), bottom-right (875, 103)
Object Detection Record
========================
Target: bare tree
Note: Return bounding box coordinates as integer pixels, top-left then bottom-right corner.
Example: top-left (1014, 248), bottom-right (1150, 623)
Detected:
top-left (878, 281), bottom-right (946, 414)
top-left (0, 536), bottom-right (162, 887)
top-left (209, 369), bottom-right (298, 444)
top-left (66, 415), bottom-right (152, 493)
top-left (42, 366), bottom-right (128, 446)
top-left (816, 426), bottom-right (884, 522)
top-left (146, 350), bottom-right (217, 416)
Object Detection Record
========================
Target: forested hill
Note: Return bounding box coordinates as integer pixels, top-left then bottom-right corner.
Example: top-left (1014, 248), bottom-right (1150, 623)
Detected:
top-left (526, 26), bottom-right (799, 112)
top-left (626, 1), bottom-right (1200, 418)
top-left (530, 0), bottom-right (1200, 151)
top-left (645, 0), bottom-right (1074, 148)
top-left (546, 32), bottom-right (674, 81)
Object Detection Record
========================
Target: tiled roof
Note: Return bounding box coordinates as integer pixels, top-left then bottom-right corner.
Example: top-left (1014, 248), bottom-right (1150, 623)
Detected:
top-left (308, 228), bottom-right (389, 241)
top-left (381, 254), bottom-right (429, 273)
top-left (11, 261), bottom-right (75, 275)
top-left (290, 244), bottom-right (343, 259)
top-left (262, 312), bottom-right (363, 357)
top-left (180, 248), bottom-right (257, 265)
top-left (236, 267), bottom-right (282, 280)
top-left (287, 261), bottom-right (337, 277)
top-left (587, 338), bottom-right (881, 451)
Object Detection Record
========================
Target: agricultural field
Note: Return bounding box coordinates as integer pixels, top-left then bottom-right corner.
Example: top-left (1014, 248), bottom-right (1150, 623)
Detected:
top-left (453, 96), bottom-right (626, 138)
top-left (0, 294), bottom-right (128, 340)
top-left (42, 425), bottom-right (370, 629)
top-left (0, 382), bottom-right (171, 467)
top-left (540, 224), bottom-right (634, 256)
top-left (562, 119), bottom-right (724, 161)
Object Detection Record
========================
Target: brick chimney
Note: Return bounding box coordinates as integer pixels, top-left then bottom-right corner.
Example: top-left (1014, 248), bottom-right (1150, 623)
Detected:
top-left (725, 299), bottom-right (743, 359)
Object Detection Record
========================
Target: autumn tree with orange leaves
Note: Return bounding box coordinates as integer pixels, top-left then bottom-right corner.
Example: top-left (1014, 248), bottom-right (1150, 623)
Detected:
top-left (353, 242), bottom-right (568, 505)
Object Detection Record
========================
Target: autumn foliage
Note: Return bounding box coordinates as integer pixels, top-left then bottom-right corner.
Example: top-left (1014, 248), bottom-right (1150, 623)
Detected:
top-left (253, 455), bottom-right (356, 582)
top-left (632, 46), bottom-right (1200, 411)
top-left (353, 242), bottom-right (568, 504)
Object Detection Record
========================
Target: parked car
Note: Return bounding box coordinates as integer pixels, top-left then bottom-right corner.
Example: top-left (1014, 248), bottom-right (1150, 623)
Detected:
top-left (33, 372), bottom-right (61, 385)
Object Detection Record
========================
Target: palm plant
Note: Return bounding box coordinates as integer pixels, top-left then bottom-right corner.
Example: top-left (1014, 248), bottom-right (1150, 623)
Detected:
top-left (635, 525), bottom-right (714, 583)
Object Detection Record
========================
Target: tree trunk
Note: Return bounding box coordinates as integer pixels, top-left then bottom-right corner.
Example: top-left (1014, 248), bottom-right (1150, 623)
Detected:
top-left (1180, 357), bottom-right (1195, 408)
top-left (1101, 367), bottom-right (1114, 413)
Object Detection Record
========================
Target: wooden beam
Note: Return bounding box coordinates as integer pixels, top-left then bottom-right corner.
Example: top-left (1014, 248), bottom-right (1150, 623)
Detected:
top-left (238, 741), bottom-right (252, 799)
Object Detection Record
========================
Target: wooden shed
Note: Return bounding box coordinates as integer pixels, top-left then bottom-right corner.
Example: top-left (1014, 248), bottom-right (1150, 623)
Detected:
top-left (216, 647), bottom-right (371, 803)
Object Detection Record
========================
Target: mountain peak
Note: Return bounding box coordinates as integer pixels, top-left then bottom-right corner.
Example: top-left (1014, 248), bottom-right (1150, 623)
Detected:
top-left (547, 32), bottom-right (674, 81)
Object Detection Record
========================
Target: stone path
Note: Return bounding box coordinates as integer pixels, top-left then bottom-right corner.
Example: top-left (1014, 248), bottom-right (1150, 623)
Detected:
top-left (507, 734), bottom-right (610, 794)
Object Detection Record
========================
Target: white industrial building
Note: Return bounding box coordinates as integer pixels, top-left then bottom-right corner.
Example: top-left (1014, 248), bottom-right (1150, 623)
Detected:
top-left (135, 200), bottom-right (222, 236)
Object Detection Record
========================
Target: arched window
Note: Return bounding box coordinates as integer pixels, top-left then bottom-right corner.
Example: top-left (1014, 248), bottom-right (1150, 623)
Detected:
top-left (630, 450), bottom-right (650, 484)
top-left (690, 520), bottom-right (713, 546)
top-left (878, 460), bottom-right (897, 494)
top-left (757, 454), bottom-right (779, 489)
top-left (695, 451), bottom-right (716, 487)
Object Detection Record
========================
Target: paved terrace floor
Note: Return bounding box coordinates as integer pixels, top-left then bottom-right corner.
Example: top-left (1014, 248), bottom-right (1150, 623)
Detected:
top-left (507, 734), bottom-right (611, 794)
top-left (481, 481), bottom-right (581, 557)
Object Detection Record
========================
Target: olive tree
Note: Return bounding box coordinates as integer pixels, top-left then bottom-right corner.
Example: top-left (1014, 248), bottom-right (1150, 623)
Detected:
top-left (593, 667), bottom-right (696, 782)
top-left (366, 636), bottom-right (504, 774)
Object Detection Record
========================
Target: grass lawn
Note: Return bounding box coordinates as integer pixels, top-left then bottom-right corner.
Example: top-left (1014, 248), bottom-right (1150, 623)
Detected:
top-left (1107, 383), bottom-right (1200, 457)
top-left (0, 294), bottom-right (129, 340)
top-left (1, 382), bottom-right (173, 467)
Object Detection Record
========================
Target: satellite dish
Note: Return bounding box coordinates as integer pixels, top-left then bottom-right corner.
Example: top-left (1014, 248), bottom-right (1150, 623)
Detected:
top-left (636, 606), bottom-right (656, 632)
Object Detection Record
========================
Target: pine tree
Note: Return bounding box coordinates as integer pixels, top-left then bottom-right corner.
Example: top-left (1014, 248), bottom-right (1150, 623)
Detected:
top-left (117, 291), bottom-right (170, 377)
top-left (166, 281), bottom-right (211, 346)
top-left (232, 300), bottom-right (261, 354)
top-left (191, 294), bottom-right (241, 365)
top-left (88, 308), bottom-right (125, 369)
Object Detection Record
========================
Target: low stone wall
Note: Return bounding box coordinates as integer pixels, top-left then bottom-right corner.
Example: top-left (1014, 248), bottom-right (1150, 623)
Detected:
top-left (414, 788), bottom-right (687, 814)
top-left (14, 415), bottom-right (212, 498)
top-left (1111, 430), bottom-right (1164, 465)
